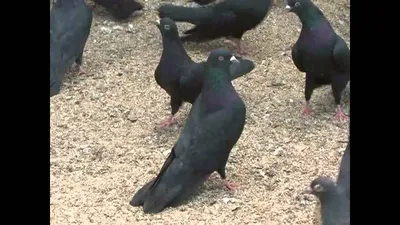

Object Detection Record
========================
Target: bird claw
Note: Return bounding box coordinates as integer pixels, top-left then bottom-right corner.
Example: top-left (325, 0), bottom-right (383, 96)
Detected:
top-left (222, 179), bottom-right (238, 191)
top-left (302, 107), bottom-right (312, 117)
top-left (334, 107), bottom-right (348, 121)
top-left (159, 116), bottom-right (176, 127)
top-left (77, 66), bottom-right (86, 75)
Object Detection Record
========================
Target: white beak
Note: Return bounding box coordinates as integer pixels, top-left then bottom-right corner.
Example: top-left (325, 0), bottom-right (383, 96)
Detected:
top-left (285, 5), bottom-right (292, 10)
top-left (230, 56), bottom-right (239, 63)
top-left (156, 19), bottom-right (160, 25)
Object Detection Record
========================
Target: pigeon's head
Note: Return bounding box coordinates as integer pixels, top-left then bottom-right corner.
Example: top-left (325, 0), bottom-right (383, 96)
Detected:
top-left (151, 17), bottom-right (179, 37)
top-left (285, 0), bottom-right (311, 14)
top-left (303, 177), bottom-right (338, 200)
top-left (206, 48), bottom-right (240, 70)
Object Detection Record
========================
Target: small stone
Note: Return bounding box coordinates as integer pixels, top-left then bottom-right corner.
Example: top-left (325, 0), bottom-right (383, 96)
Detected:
top-left (222, 198), bottom-right (241, 204)
top-left (274, 147), bottom-right (283, 156)
top-left (112, 25), bottom-right (123, 30)
top-left (100, 26), bottom-right (112, 34)
top-left (126, 113), bottom-right (137, 122)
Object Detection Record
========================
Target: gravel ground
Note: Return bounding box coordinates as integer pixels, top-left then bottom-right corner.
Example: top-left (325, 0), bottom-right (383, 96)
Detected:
top-left (50, 0), bottom-right (350, 224)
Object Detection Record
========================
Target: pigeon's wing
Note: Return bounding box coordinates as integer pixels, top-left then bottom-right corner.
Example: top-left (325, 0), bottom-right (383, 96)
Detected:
top-left (291, 42), bottom-right (306, 72)
top-left (332, 36), bottom-right (350, 73)
top-left (177, 62), bottom-right (205, 103)
top-left (158, 3), bottom-right (237, 26)
top-left (337, 140), bottom-right (350, 197)
top-left (229, 58), bottom-right (255, 80)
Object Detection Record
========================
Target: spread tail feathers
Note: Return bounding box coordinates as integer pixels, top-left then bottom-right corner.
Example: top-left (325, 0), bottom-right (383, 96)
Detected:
top-left (158, 4), bottom-right (213, 25)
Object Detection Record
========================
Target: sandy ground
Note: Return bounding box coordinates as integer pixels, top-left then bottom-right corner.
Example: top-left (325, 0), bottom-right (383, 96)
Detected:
top-left (50, 0), bottom-right (350, 224)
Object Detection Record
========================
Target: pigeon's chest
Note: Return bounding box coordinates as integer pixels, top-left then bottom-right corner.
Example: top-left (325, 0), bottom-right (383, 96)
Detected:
top-left (297, 27), bottom-right (336, 73)
top-left (155, 60), bottom-right (184, 84)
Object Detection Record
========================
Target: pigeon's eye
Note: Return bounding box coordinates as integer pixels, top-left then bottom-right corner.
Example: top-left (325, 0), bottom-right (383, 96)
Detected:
top-left (314, 184), bottom-right (324, 192)
top-left (164, 25), bottom-right (170, 30)
top-left (295, 2), bottom-right (300, 7)
top-left (218, 56), bottom-right (224, 61)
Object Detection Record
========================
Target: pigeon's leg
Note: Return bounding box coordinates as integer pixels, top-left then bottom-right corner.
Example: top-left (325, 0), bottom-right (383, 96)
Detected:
top-left (217, 167), bottom-right (237, 191)
top-left (160, 95), bottom-right (182, 127)
top-left (331, 75), bottom-right (349, 121)
top-left (223, 37), bottom-right (247, 55)
top-left (302, 74), bottom-right (315, 117)
top-left (74, 54), bottom-right (86, 75)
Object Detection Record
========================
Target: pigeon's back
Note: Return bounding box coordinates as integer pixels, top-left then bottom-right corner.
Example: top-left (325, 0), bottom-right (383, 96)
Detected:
top-left (50, 0), bottom-right (92, 96)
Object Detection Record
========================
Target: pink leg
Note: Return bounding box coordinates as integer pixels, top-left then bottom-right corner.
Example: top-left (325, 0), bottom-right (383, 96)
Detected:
top-left (78, 66), bottom-right (86, 75)
top-left (334, 105), bottom-right (348, 121)
top-left (222, 179), bottom-right (238, 191)
top-left (159, 115), bottom-right (176, 127)
top-left (223, 38), bottom-right (247, 55)
top-left (302, 101), bottom-right (312, 117)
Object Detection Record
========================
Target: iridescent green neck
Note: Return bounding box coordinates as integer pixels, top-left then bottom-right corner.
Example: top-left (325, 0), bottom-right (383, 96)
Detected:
top-left (298, 4), bottom-right (324, 28)
top-left (204, 68), bottom-right (230, 90)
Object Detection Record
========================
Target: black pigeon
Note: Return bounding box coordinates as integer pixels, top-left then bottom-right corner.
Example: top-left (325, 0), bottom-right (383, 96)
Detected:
top-left (158, 0), bottom-right (271, 55)
top-left (286, 0), bottom-right (350, 121)
top-left (93, 0), bottom-right (143, 20)
top-left (130, 48), bottom-right (247, 213)
top-left (50, 0), bottom-right (93, 97)
top-left (152, 17), bottom-right (255, 127)
top-left (304, 139), bottom-right (350, 225)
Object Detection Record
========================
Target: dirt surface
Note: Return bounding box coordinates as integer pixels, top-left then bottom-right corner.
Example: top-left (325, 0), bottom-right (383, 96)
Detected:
top-left (50, 0), bottom-right (350, 224)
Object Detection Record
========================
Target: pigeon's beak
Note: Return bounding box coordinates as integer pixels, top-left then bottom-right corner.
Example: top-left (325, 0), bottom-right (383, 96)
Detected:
top-left (149, 19), bottom-right (161, 28)
top-left (230, 56), bottom-right (240, 64)
top-left (285, 5), bottom-right (292, 12)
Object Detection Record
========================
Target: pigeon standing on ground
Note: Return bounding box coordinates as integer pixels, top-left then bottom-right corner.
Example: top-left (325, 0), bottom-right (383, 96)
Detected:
top-left (130, 48), bottom-right (247, 214)
top-left (303, 138), bottom-right (350, 225)
top-left (158, 0), bottom-right (271, 55)
top-left (93, 0), bottom-right (143, 20)
top-left (286, 0), bottom-right (350, 120)
top-left (50, 0), bottom-right (93, 97)
top-left (152, 17), bottom-right (255, 127)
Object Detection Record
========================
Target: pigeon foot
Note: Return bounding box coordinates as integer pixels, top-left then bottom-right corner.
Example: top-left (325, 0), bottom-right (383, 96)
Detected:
top-left (159, 115), bottom-right (176, 127)
top-left (302, 101), bottom-right (312, 117)
top-left (222, 179), bottom-right (237, 191)
top-left (334, 105), bottom-right (348, 121)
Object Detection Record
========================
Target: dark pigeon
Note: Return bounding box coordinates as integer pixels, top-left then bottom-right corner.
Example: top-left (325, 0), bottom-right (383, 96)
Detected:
top-left (93, 0), bottom-right (143, 20)
top-left (286, 0), bottom-right (350, 121)
top-left (158, 0), bottom-right (271, 55)
top-left (304, 139), bottom-right (350, 225)
top-left (50, 0), bottom-right (93, 97)
top-left (152, 17), bottom-right (255, 127)
top-left (130, 48), bottom-right (247, 213)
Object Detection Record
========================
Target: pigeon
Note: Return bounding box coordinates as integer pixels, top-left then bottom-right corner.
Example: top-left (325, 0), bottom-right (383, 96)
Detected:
top-left (152, 17), bottom-right (255, 127)
top-left (286, 0), bottom-right (350, 121)
top-left (130, 48), bottom-right (247, 214)
top-left (93, 0), bottom-right (143, 20)
top-left (158, 0), bottom-right (271, 55)
top-left (303, 139), bottom-right (350, 225)
top-left (50, 0), bottom-right (93, 97)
